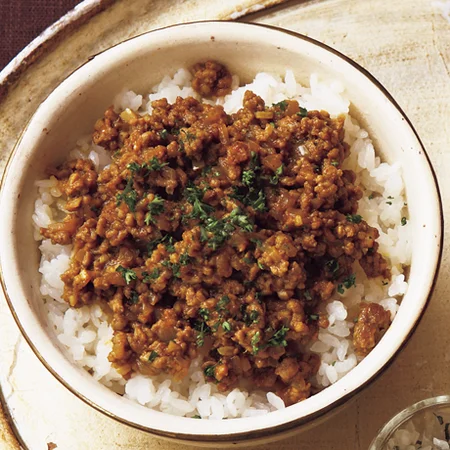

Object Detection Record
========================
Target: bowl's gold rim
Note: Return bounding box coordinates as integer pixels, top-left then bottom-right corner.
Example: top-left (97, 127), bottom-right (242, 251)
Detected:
top-left (0, 20), bottom-right (444, 444)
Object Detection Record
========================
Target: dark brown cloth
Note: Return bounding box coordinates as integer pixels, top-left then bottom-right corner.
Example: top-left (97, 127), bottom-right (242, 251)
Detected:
top-left (0, 0), bottom-right (84, 70)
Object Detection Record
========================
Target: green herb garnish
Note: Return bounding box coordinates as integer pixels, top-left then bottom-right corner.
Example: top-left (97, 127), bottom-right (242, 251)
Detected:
top-left (216, 296), bottom-right (230, 311)
top-left (145, 195), bottom-right (165, 225)
top-left (195, 321), bottom-right (210, 347)
top-left (128, 290), bottom-right (139, 304)
top-left (325, 259), bottom-right (340, 279)
top-left (222, 321), bottom-right (232, 332)
top-left (251, 331), bottom-right (261, 354)
top-left (250, 238), bottom-right (262, 248)
top-left (147, 235), bottom-right (174, 255)
top-left (146, 157), bottom-right (168, 172)
top-left (267, 326), bottom-right (289, 347)
top-left (203, 364), bottom-right (216, 378)
top-left (242, 169), bottom-right (256, 188)
top-left (244, 310), bottom-right (260, 326)
top-left (116, 266), bottom-right (137, 284)
top-left (346, 214), bottom-right (362, 224)
top-left (179, 252), bottom-right (191, 266)
top-left (343, 273), bottom-right (356, 289)
top-left (143, 268), bottom-right (160, 282)
top-left (159, 129), bottom-right (168, 140)
top-left (198, 308), bottom-right (210, 321)
top-left (273, 100), bottom-right (288, 111)
top-left (269, 165), bottom-right (283, 185)
top-left (401, 217), bottom-right (407, 226)
top-left (185, 183), bottom-right (214, 220)
top-left (200, 208), bottom-right (253, 250)
top-left (162, 260), bottom-right (181, 278)
top-left (116, 178), bottom-right (138, 212)
top-left (309, 314), bottom-right (319, 321)
top-left (298, 107), bottom-right (308, 117)
top-left (148, 350), bottom-right (159, 362)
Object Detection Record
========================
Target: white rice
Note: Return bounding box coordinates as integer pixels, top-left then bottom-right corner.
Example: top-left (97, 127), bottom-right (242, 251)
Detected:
top-left (384, 409), bottom-right (450, 450)
top-left (33, 68), bottom-right (411, 418)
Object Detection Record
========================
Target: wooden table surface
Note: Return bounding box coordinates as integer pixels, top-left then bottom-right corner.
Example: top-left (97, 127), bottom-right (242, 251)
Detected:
top-left (0, 0), bottom-right (449, 448)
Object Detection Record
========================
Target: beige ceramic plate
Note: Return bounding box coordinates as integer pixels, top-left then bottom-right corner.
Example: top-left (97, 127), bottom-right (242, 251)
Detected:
top-left (0, 19), bottom-right (442, 446)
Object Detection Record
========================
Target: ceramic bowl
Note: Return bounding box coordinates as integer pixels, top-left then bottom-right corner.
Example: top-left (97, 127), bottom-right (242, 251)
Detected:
top-left (0, 21), bottom-right (442, 445)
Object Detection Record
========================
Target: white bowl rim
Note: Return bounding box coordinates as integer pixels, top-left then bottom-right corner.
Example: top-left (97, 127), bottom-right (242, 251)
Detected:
top-left (0, 20), bottom-right (444, 442)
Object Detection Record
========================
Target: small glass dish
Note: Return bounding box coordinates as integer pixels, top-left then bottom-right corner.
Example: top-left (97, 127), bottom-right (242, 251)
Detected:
top-left (370, 396), bottom-right (450, 449)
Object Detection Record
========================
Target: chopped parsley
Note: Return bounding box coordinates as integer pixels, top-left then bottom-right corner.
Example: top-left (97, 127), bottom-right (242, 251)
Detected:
top-left (298, 107), bottom-right (308, 118)
top-left (273, 100), bottom-right (288, 111)
top-left (116, 266), bottom-right (137, 284)
top-left (179, 129), bottom-right (196, 151)
top-left (142, 268), bottom-right (160, 282)
top-left (331, 161), bottom-right (339, 167)
top-left (386, 201), bottom-right (392, 205)
top-left (147, 235), bottom-right (175, 255)
top-left (222, 321), bottom-right (232, 332)
top-left (309, 314), bottom-right (319, 321)
top-left (325, 259), bottom-right (340, 279)
top-left (145, 195), bottom-right (165, 225)
top-left (243, 309), bottom-right (260, 326)
top-left (343, 273), bottom-right (356, 289)
top-left (269, 164), bottom-right (283, 185)
top-left (346, 214), bottom-right (362, 224)
top-left (203, 364), bottom-right (216, 378)
top-left (192, 415), bottom-right (201, 419)
top-left (198, 308), bottom-right (210, 321)
top-left (128, 290), bottom-right (139, 304)
top-left (228, 208), bottom-right (254, 232)
top-left (251, 331), bottom-right (261, 354)
top-left (162, 260), bottom-right (181, 278)
top-left (127, 158), bottom-right (168, 175)
top-left (195, 321), bottom-right (210, 347)
top-left (179, 252), bottom-right (191, 266)
top-left (368, 193), bottom-right (374, 200)
top-left (116, 178), bottom-right (138, 212)
top-left (159, 129), bottom-right (168, 140)
top-left (338, 273), bottom-right (356, 294)
top-left (267, 326), bottom-right (289, 347)
top-left (242, 169), bottom-right (256, 187)
top-left (216, 296), bottom-right (230, 311)
top-left (401, 216), bottom-right (407, 226)
top-left (257, 261), bottom-right (265, 270)
top-left (200, 208), bottom-right (253, 250)
top-left (304, 290), bottom-right (312, 301)
top-left (127, 162), bottom-right (141, 173)
top-left (230, 152), bottom-right (267, 212)
top-left (250, 238), bottom-right (262, 248)
top-left (185, 183), bottom-right (214, 220)
top-left (146, 157), bottom-right (168, 171)
top-left (148, 350), bottom-right (159, 362)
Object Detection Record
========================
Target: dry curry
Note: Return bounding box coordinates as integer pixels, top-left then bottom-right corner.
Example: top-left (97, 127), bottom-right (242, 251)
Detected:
top-left (41, 61), bottom-right (391, 406)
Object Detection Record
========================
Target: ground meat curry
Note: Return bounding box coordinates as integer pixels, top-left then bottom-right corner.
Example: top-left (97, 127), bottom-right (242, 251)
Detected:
top-left (41, 61), bottom-right (392, 406)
